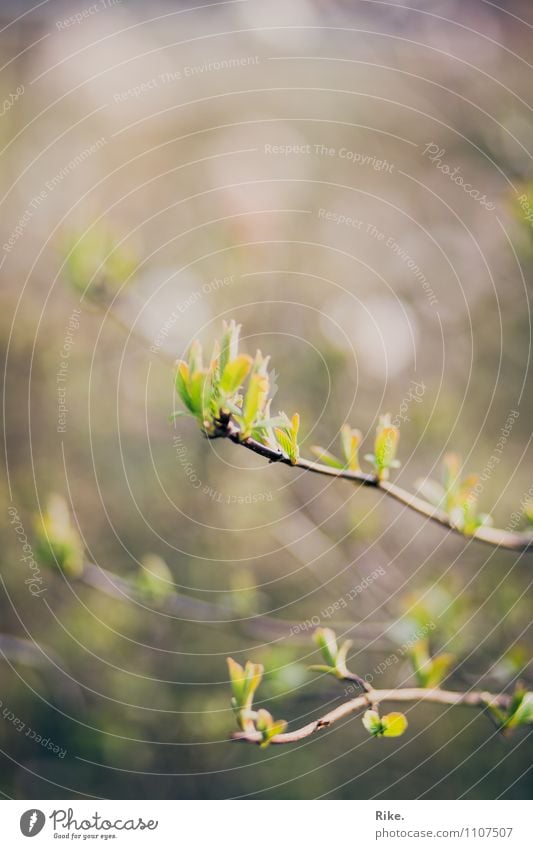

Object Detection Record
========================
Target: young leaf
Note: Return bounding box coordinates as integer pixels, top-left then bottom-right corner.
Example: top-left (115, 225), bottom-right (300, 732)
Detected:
top-left (335, 636), bottom-right (353, 678)
top-left (510, 692), bottom-right (533, 727)
top-left (255, 709), bottom-right (287, 747)
top-left (241, 373), bottom-right (269, 437)
top-left (362, 709), bottom-right (382, 736)
top-left (227, 657), bottom-right (264, 732)
top-left (408, 638), bottom-right (432, 687)
top-left (310, 446), bottom-right (344, 469)
top-left (137, 554), bottom-right (173, 604)
top-left (365, 414), bottom-right (400, 480)
top-left (227, 657), bottom-right (246, 705)
top-left (34, 495), bottom-right (85, 577)
top-left (502, 686), bottom-right (533, 731)
top-left (424, 653), bottom-right (455, 688)
top-left (63, 226), bottom-right (137, 296)
top-left (311, 628), bottom-right (353, 679)
top-left (174, 361), bottom-right (195, 413)
top-left (373, 418), bottom-right (400, 480)
top-left (219, 354), bottom-right (253, 396)
top-left (187, 370), bottom-right (210, 419)
top-left (381, 712), bottom-right (408, 737)
top-left (313, 628), bottom-right (339, 669)
top-left (442, 453), bottom-right (461, 512)
top-left (362, 709), bottom-right (408, 738)
top-left (341, 425), bottom-right (362, 472)
top-left (274, 412), bottom-right (300, 464)
top-left (219, 320), bottom-right (241, 375)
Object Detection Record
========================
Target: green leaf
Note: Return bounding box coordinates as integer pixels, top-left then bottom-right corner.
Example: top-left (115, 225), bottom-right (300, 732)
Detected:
top-left (219, 320), bottom-right (241, 375)
top-left (34, 494), bottom-right (85, 577)
top-left (407, 639), bottom-right (454, 689)
top-left (242, 660), bottom-right (264, 706)
top-left (408, 638), bottom-right (431, 687)
top-left (137, 554), bottom-right (173, 603)
top-left (174, 361), bottom-right (196, 413)
top-left (373, 415), bottom-right (400, 480)
top-left (363, 710), bottom-right (408, 738)
top-left (341, 425), bottom-right (362, 472)
top-left (105, 241), bottom-right (137, 285)
top-left (504, 687), bottom-right (533, 730)
top-left (219, 354), bottom-right (253, 396)
top-left (335, 638), bottom-right (353, 677)
top-left (227, 657), bottom-right (246, 704)
top-left (274, 412), bottom-right (300, 464)
top-left (255, 708), bottom-right (287, 747)
top-left (63, 225), bottom-right (137, 296)
top-left (424, 653), bottom-right (455, 688)
top-left (241, 373), bottom-right (269, 437)
top-left (188, 370), bottom-right (209, 418)
top-left (227, 657), bottom-right (264, 732)
top-left (381, 712), bottom-right (408, 737)
top-left (512, 693), bottom-right (533, 726)
top-left (362, 709), bottom-right (382, 736)
top-left (313, 627), bottom-right (339, 668)
top-left (442, 453), bottom-right (461, 512)
top-left (310, 446), bottom-right (344, 468)
top-left (260, 720), bottom-right (287, 746)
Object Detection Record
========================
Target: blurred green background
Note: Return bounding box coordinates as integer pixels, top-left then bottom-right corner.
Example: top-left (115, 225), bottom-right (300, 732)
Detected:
top-left (1, 0), bottom-right (532, 799)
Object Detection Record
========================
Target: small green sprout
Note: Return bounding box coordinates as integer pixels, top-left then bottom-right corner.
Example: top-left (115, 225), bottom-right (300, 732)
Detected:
top-left (310, 627), bottom-right (352, 679)
top-left (255, 709), bottom-right (287, 748)
top-left (219, 353), bottom-right (253, 398)
top-left (309, 445), bottom-right (345, 468)
top-left (136, 554), bottom-right (174, 604)
top-left (274, 412), bottom-right (300, 465)
top-left (365, 414), bottom-right (400, 480)
top-left (227, 657), bottom-right (286, 744)
top-left (227, 657), bottom-right (264, 731)
top-left (311, 424), bottom-right (362, 471)
top-left (486, 684), bottom-right (533, 735)
top-left (235, 352), bottom-right (270, 438)
top-left (173, 322), bottom-right (300, 455)
top-left (341, 424), bottom-right (362, 472)
top-left (416, 453), bottom-right (492, 534)
top-left (408, 638), bottom-right (455, 689)
top-left (34, 494), bottom-right (85, 578)
top-left (63, 225), bottom-right (137, 298)
top-left (362, 709), bottom-right (408, 738)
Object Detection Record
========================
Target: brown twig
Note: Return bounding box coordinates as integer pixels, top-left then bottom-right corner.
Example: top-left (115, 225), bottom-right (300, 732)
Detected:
top-left (231, 686), bottom-right (511, 744)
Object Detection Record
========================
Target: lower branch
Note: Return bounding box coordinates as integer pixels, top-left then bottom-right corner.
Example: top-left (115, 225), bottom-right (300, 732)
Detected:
top-left (231, 686), bottom-right (511, 745)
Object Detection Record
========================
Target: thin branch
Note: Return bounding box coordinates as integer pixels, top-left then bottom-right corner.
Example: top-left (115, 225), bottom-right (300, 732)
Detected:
top-left (231, 686), bottom-right (511, 745)
top-left (223, 422), bottom-right (533, 553)
top-left (86, 289), bottom-right (533, 554)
